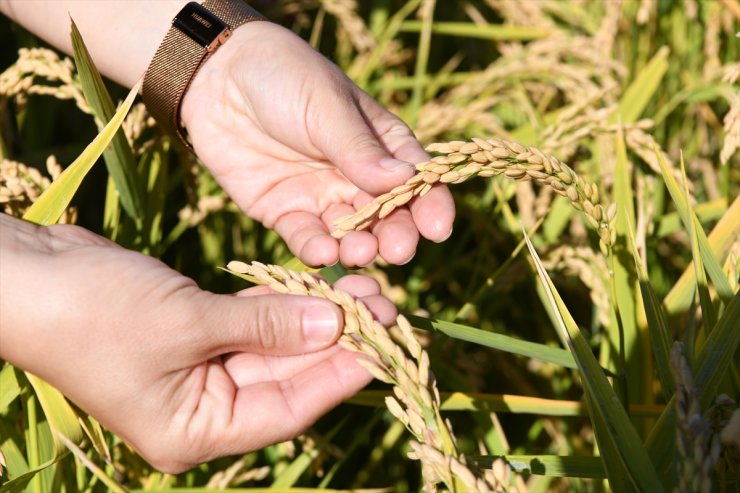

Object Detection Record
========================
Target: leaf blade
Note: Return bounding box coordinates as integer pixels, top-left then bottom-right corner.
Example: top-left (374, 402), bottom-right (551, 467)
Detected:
top-left (525, 232), bottom-right (664, 492)
top-left (22, 79), bottom-right (141, 225)
top-left (406, 314), bottom-right (577, 369)
top-left (71, 19), bottom-right (144, 220)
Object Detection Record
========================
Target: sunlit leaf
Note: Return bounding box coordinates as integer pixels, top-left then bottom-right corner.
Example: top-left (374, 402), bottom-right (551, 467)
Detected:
top-left (525, 232), bottom-right (663, 492)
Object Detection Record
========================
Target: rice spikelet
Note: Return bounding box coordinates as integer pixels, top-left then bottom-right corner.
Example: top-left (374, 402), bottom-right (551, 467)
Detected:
top-left (225, 260), bottom-right (508, 492)
top-left (333, 138), bottom-right (616, 253)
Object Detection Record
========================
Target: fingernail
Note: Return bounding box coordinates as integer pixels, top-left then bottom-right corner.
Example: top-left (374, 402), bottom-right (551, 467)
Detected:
top-left (379, 158), bottom-right (414, 171)
top-left (302, 303), bottom-right (340, 344)
top-left (435, 226), bottom-right (453, 243)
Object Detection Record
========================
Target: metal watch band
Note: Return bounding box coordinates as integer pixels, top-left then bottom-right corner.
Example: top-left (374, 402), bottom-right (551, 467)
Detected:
top-left (142, 0), bottom-right (265, 150)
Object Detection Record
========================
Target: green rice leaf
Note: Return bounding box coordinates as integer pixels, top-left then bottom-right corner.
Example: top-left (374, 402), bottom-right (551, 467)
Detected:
top-left (142, 143), bottom-right (169, 253)
top-left (270, 418), bottom-right (348, 488)
top-left (656, 199), bottom-right (727, 237)
top-left (663, 197), bottom-right (739, 313)
top-left (585, 392), bottom-right (633, 492)
top-left (635, 276), bottom-right (676, 401)
top-left (609, 126), bottom-right (644, 406)
top-left (17, 71), bottom-right (139, 479)
top-left (625, 223), bottom-right (675, 400)
top-left (319, 263), bottom-right (347, 284)
top-left (71, 19), bottom-right (144, 221)
top-left (614, 46), bottom-right (669, 123)
top-left (0, 420), bottom-right (29, 481)
top-left (0, 452), bottom-right (69, 493)
top-left (680, 154), bottom-right (716, 330)
top-left (77, 413), bottom-right (111, 463)
top-left (350, 0), bottom-right (421, 87)
top-left (24, 373), bottom-right (84, 458)
top-left (399, 21), bottom-right (552, 40)
top-left (103, 175), bottom-right (123, 240)
top-left (405, 314), bottom-right (577, 369)
top-left (22, 79), bottom-right (141, 226)
top-left (408, 0), bottom-right (434, 126)
top-left (473, 454), bottom-right (606, 479)
top-left (693, 291), bottom-right (740, 409)
top-left (525, 232), bottom-right (663, 492)
top-left (348, 390), bottom-right (664, 417)
top-left (0, 364), bottom-right (21, 412)
top-left (655, 145), bottom-right (734, 303)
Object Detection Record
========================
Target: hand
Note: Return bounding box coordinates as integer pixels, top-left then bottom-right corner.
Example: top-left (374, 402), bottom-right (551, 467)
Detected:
top-left (0, 214), bottom-right (396, 472)
top-left (181, 21), bottom-right (455, 268)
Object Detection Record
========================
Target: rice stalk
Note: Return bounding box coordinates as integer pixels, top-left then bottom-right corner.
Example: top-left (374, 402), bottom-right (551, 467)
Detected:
top-left (120, 102), bottom-right (157, 157)
top-left (320, 0), bottom-right (375, 53)
top-left (636, 0), bottom-right (656, 25)
top-left (332, 138), bottom-right (617, 252)
top-left (225, 260), bottom-right (507, 492)
top-left (483, 0), bottom-right (555, 30)
top-left (412, 29), bottom-right (624, 141)
top-left (0, 47), bottom-right (90, 114)
top-left (720, 63), bottom-right (739, 165)
top-left (594, 0), bottom-right (622, 60)
top-left (0, 156), bottom-right (76, 223)
top-left (672, 342), bottom-right (735, 493)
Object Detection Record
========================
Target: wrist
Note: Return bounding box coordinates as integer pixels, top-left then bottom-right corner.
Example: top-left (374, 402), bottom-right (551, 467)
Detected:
top-left (179, 20), bottom-right (271, 131)
top-left (142, 0), bottom-right (266, 149)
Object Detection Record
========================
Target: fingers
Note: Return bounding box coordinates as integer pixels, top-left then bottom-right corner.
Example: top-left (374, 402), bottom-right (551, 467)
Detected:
top-left (272, 211), bottom-right (338, 267)
top-left (194, 292), bottom-right (344, 359)
top-left (224, 348), bottom-right (373, 454)
top-left (372, 208), bottom-right (419, 264)
top-left (409, 184), bottom-right (455, 242)
top-left (235, 274), bottom-right (396, 327)
top-left (333, 274), bottom-right (397, 326)
top-left (192, 271), bottom-right (395, 361)
top-left (322, 203), bottom-right (377, 267)
top-left (308, 82), bottom-right (415, 196)
top-left (223, 273), bottom-right (395, 387)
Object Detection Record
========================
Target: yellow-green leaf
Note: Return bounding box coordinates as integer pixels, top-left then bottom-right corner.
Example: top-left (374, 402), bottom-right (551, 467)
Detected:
top-left (663, 197), bottom-right (739, 313)
top-left (22, 79), bottom-right (141, 226)
top-left (655, 145), bottom-right (734, 303)
top-left (614, 47), bottom-right (669, 124)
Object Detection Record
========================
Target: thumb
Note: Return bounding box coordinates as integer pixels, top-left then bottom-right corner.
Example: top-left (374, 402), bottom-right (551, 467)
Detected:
top-left (311, 87), bottom-right (417, 195)
top-left (195, 292), bottom-right (344, 358)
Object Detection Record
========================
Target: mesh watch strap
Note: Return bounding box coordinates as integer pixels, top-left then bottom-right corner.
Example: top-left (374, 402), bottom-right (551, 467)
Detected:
top-left (142, 0), bottom-right (265, 150)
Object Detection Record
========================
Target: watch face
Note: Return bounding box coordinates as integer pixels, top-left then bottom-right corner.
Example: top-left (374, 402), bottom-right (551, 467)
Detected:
top-left (173, 2), bottom-right (230, 49)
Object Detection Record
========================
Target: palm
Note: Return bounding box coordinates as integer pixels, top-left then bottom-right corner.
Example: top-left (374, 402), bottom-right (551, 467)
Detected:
top-left (180, 344), bottom-right (364, 463)
top-left (182, 21), bottom-right (455, 267)
top-left (16, 222), bottom-right (392, 472)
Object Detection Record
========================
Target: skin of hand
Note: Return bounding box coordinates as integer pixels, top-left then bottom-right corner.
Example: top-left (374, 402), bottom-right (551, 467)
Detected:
top-left (0, 214), bottom-right (397, 473)
top-left (180, 21), bottom-right (455, 268)
top-left (0, 1), bottom-right (456, 267)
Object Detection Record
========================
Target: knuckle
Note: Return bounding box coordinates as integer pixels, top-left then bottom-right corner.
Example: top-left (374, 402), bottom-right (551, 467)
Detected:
top-left (253, 300), bottom-right (283, 350)
top-left (347, 131), bottom-right (382, 155)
